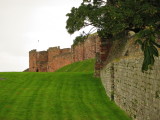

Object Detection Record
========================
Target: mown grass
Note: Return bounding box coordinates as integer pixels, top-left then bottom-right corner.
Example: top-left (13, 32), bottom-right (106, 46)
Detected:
top-left (0, 59), bottom-right (131, 120)
top-left (0, 72), bottom-right (131, 120)
top-left (56, 59), bottom-right (95, 72)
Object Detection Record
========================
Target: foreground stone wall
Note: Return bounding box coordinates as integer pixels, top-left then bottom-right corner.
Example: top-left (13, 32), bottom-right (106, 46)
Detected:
top-left (101, 56), bottom-right (160, 120)
top-left (100, 36), bottom-right (160, 120)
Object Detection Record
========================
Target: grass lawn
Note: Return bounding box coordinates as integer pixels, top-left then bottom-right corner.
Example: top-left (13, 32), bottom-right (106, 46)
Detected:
top-left (0, 72), bottom-right (131, 120)
top-left (0, 59), bottom-right (131, 120)
top-left (55, 59), bottom-right (95, 72)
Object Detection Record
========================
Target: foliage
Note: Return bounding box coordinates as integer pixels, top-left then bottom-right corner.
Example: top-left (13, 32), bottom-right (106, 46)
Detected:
top-left (72, 34), bottom-right (86, 46)
top-left (66, 0), bottom-right (160, 71)
top-left (72, 32), bottom-right (97, 46)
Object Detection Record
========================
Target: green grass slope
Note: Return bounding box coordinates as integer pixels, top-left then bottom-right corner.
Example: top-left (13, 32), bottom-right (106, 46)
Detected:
top-left (0, 72), bottom-right (131, 120)
top-left (56, 59), bottom-right (95, 72)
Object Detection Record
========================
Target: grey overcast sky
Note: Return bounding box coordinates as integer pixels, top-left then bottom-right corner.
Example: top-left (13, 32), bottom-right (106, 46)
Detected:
top-left (0, 0), bottom-right (85, 72)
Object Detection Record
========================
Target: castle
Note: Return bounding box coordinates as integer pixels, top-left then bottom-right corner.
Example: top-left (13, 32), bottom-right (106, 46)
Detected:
top-left (29, 34), bottom-right (101, 72)
top-left (29, 33), bottom-right (160, 120)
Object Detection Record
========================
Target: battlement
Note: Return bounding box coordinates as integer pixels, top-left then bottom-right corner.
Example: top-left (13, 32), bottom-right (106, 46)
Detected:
top-left (29, 34), bottom-right (101, 72)
top-left (29, 49), bottom-right (37, 53)
top-left (60, 48), bottom-right (71, 54)
top-left (37, 51), bottom-right (48, 55)
top-left (47, 46), bottom-right (60, 51)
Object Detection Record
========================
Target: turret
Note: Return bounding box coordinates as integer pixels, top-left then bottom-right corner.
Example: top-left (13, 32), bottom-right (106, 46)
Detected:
top-left (47, 46), bottom-right (61, 62)
top-left (36, 51), bottom-right (48, 72)
top-left (29, 49), bottom-right (37, 72)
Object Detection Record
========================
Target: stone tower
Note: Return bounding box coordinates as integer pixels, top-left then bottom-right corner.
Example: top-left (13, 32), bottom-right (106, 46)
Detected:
top-left (29, 49), bottom-right (37, 72)
top-left (36, 51), bottom-right (48, 72)
top-left (29, 50), bottom-right (48, 72)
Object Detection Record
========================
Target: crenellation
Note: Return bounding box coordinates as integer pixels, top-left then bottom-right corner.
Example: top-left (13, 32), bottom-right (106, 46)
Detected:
top-left (29, 35), bottom-right (101, 72)
top-left (47, 46), bottom-right (60, 51)
top-left (36, 51), bottom-right (48, 72)
top-left (29, 49), bottom-right (37, 53)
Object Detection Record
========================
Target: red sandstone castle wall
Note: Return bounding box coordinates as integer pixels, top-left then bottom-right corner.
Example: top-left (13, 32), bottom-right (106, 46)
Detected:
top-left (84, 35), bottom-right (101, 59)
top-left (47, 47), bottom-right (72, 72)
top-left (48, 53), bottom-right (73, 72)
top-left (72, 34), bottom-right (101, 62)
top-left (29, 50), bottom-right (37, 72)
top-left (60, 48), bottom-right (71, 54)
top-left (29, 34), bottom-right (102, 72)
top-left (47, 47), bottom-right (61, 62)
top-left (29, 50), bottom-right (48, 72)
top-left (36, 51), bottom-right (48, 72)
top-left (72, 43), bottom-right (84, 62)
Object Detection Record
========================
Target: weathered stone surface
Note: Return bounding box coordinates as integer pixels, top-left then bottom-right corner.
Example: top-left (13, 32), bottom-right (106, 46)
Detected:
top-left (101, 56), bottom-right (160, 120)
top-left (100, 37), bottom-right (160, 120)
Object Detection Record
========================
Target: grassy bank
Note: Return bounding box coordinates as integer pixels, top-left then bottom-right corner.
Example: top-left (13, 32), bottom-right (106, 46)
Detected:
top-left (0, 72), bottom-right (131, 120)
top-left (56, 59), bottom-right (95, 72)
top-left (0, 59), bottom-right (131, 120)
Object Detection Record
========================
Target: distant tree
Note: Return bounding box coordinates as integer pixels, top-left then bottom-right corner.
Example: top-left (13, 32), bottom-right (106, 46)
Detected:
top-left (66, 0), bottom-right (160, 71)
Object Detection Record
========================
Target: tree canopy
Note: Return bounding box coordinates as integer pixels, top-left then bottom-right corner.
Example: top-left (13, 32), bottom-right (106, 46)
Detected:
top-left (66, 0), bottom-right (160, 71)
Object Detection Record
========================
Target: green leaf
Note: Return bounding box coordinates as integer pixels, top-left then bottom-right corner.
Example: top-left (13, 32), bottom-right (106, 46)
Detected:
top-left (150, 45), bottom-right (159, 57)
top-left (151, 41), bottom-right (160, 48)
top-left (135, 39), bottom-right (142, 45)
top-left (66, 0), bottom-right (160, 72)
